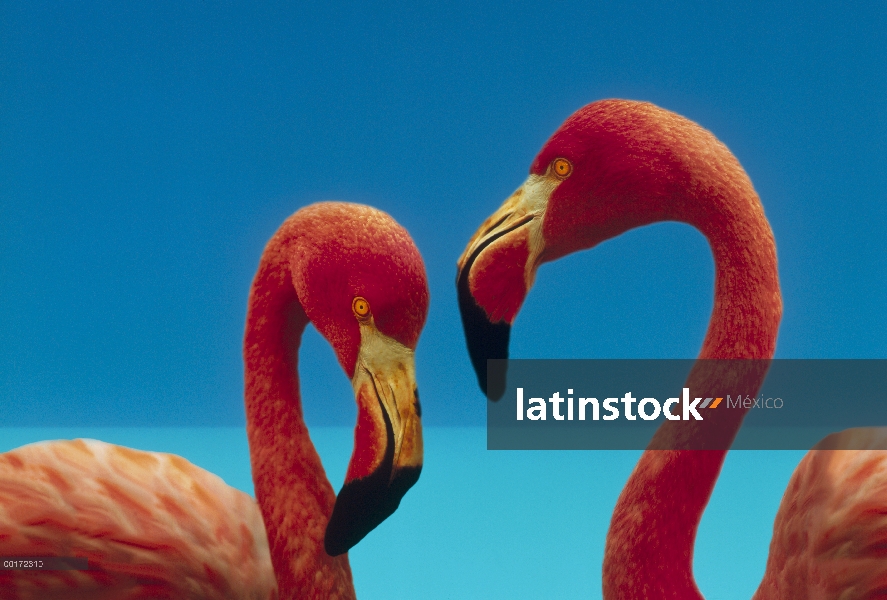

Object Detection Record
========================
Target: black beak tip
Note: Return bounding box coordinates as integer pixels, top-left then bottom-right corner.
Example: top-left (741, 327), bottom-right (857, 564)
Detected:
top-left (457, 268), bottom-right (511, 401)
top-left (324, 466), bottom-right (423, 557)
top-left (324, 521), bottom-right (351, 557)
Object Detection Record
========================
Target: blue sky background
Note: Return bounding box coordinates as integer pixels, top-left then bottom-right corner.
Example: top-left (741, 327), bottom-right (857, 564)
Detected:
top-left (0, 2), bottom-right (885, 597)
top-left (2, 1), bottom-right (885, 427)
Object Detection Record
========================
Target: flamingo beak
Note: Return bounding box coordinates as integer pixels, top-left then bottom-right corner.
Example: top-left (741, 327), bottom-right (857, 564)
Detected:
top-left (324, 318), bottom-right (422, 556)
top-left (457, 181), bottom-right (546, 400)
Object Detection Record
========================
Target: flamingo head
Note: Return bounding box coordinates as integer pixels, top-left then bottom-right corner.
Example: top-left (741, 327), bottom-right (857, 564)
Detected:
top-left (290, 203), bottom-right (429, 556)
top-left (457, 100), bottom-right (683, 398)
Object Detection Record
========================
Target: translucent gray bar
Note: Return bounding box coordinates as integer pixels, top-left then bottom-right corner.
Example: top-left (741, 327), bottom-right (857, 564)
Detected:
top-left (486, 360), bottom-right (887, 450)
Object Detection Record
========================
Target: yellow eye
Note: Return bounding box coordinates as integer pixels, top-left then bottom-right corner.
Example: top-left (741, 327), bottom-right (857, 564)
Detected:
top-left (552, 158), bottom-right (572, 178)
top-left (352, 296), bottom-right (371, 319)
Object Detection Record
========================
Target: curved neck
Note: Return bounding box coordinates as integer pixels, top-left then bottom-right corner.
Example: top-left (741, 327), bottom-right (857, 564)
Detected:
top-left (603, 172), bottom-right (782, 598)
top-left (244, 234), bottom-right (355, 599)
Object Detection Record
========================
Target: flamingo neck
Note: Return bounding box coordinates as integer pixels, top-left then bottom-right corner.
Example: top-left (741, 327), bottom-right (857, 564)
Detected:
top-left (243, 234), bottom-right (354, 599)
top-left (603, 170), bottom-right (782, 598)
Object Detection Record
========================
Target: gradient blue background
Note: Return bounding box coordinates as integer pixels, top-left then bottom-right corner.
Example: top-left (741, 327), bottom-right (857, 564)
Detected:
top-left (1, 1), bottom-right (884, 597)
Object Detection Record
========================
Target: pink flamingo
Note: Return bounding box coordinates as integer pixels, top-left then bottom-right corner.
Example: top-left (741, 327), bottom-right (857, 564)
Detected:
top-left (0, 202), bottom-right (428, 599)
top-left (456, 99), bottom-right (887, 598)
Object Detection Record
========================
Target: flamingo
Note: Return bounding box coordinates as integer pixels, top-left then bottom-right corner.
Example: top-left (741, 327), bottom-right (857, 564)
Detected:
top-left (456, 99), bottom-right (887, 598)
top-left (0, 202), bottom-right (428, 599)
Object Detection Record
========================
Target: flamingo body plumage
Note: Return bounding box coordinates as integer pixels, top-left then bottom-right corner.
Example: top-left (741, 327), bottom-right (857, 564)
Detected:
top-left (754, 428), bottom-right (887, 599)
top-left (0, 202), bottom-right (428, 599)
top-left (456, 99), bottom-right (887, 599)
top-left (0, 439), bottom-right (276, 599)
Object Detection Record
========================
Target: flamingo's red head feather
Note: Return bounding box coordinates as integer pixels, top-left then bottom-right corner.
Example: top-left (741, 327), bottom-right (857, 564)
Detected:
top-left (290, 203), bottom-right (429, 379)
top-left (457, 99), bottom-right (760, 397)
top-left (529, 100), bottom-right (703, 260)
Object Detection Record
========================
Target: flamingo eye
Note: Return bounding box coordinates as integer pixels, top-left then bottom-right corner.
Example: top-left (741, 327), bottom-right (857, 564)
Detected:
top-left (352, 297), bottom-right (371, 320)
top-left (552, 158), bottom-right (572, 178)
